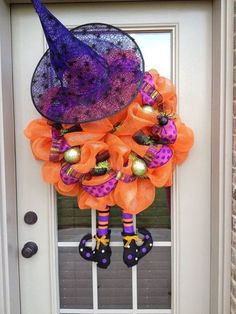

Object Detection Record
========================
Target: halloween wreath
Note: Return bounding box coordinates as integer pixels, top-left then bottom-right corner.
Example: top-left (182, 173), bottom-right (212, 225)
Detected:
top-left (25, 0), bottom-right (194, 268)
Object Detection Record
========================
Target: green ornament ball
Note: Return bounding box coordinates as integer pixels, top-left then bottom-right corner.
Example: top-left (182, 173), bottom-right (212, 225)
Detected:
top-left (64, 147), bottom-right (81, 164)
top-left (142, 105), bottom-right (155, 113)
top-left (132, 158), bottom-right (147, 176)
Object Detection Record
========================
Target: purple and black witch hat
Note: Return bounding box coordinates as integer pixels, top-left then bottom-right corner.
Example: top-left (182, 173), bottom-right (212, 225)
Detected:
top-left (31, 0), bottom-right (144, 124)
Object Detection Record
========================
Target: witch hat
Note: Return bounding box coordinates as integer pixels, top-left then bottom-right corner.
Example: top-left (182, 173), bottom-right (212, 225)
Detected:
top-left (31, 0), bottom-right (144, 124)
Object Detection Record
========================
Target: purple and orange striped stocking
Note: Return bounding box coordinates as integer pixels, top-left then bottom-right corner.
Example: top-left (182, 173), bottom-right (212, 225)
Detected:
top-left (122, 212), bottom-right (135, 234)
top-left (97, 208), bottom-right (110, 237)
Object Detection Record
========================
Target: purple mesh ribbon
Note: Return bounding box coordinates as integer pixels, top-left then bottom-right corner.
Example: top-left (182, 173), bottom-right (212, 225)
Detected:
top-left (31, 0), bottom-right (144, 124)
top-left (49, 127), bottom-right (70, 162)
top-left (82, 171), bottom-right (135, 197)
top-left (144, 145), bottom-right (173, 168)
top-left (119, 173), bottom-right (136, 183)
top-left (140, 72), bottom-right (163, 106)
top-left (82, 175), bottom-right (118, 198)
top-left (60, 162), bottom-right (83, 185)
top-left (159, 119), bottom-right (177, 144)
top-left (151, 119), bottom-right (177, 144)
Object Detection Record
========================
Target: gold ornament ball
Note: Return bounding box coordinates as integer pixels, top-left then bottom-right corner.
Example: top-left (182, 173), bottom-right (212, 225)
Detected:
top-left (132, 158), bottom-right (147, 176)
top-left (64, 147), bottom-right (81, 164)
top-left (142, 105), bottom-right (155, 114)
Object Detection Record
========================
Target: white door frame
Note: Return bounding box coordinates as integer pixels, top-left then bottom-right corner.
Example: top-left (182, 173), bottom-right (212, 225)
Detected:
top-left (0, 0), bottom-right (233, 314)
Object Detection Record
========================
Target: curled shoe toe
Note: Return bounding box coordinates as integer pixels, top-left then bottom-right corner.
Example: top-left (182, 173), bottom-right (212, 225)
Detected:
top-left (79, 230), bottom-right (112, 269)
top-left (122, 228), bottom-right (153, 267)
top-left (79, 233), bottom-right (94, 261)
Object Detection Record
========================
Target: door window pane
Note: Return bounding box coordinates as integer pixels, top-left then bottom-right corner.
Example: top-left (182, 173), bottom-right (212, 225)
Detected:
top-left (59, 248), bottom-right (93, 309)
top-left (137, 187), bottom-right (171, 242)
top-left (57, 30), bottom-right (172, 312)
top-left (137, 247), bottom-right (171, 309)
top-left (97, 248), bottom-right (132, 309)
top-left (58, 193), bottom-right (91, 242)
top-left (131, 32), bottom-right (171, 79)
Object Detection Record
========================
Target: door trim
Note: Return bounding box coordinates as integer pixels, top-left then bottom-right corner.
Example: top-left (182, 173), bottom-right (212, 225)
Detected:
top-left (0, 0), bottom-right (233, 314)
top-left (211, 0), bottom-right (233, 313)
top-left (0, 2), bottom-right (20, 314)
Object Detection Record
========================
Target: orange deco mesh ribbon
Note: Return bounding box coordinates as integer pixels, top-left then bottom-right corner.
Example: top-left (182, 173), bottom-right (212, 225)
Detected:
top-left (25, 70), bottom-right (194, 214)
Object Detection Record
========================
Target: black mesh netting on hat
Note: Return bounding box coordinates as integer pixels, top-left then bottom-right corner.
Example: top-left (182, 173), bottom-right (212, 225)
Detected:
top-left (31, 20), bottom-right (144, 124)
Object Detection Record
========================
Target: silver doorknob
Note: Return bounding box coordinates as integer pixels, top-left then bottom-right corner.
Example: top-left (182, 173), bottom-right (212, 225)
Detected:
top-left (21, 242), bottom-right (38, 258)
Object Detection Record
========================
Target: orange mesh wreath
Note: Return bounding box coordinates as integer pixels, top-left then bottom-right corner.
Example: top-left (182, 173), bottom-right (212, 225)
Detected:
top-left (25, 70), bottom-right (194, 214)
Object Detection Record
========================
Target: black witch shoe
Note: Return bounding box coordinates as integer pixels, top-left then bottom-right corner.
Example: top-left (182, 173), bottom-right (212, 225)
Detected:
top-left (122, 228), bottom-right (153, 267)
top-left (79, 230), bottom-right (112, 269)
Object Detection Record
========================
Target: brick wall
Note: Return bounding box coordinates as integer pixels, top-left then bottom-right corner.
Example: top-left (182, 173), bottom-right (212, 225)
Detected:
top-left (232, 1), bottom-right (236, 313)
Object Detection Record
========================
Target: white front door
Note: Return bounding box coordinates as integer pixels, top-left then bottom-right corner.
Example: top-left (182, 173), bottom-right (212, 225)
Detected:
top-left (12, 1), bottom-right (212, 314)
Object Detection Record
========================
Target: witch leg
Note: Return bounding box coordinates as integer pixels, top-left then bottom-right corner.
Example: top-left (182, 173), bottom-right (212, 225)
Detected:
top-left (122, 212), bottom-right (153, 267)
top-left (79, 207), bottom-right (112, 269)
